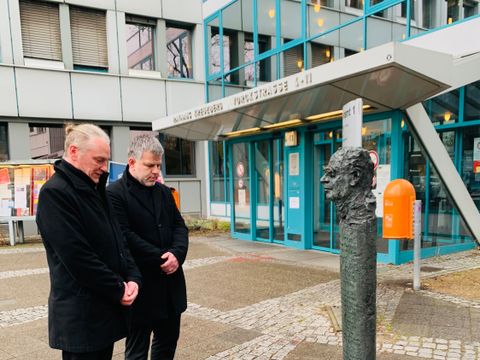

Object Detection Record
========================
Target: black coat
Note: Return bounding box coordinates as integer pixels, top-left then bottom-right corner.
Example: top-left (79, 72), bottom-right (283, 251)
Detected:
top-left (107, 168), bottom-right (188, 325)
top-left (36, 160), bottom-right (142, 353)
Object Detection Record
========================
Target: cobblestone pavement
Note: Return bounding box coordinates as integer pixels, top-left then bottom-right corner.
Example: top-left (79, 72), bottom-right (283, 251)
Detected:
top-left (1, 237), bottom-right (480, 359)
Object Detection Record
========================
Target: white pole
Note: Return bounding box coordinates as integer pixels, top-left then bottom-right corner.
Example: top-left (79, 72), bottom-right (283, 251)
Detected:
top-left (413, 200), bottom-right (422, 291)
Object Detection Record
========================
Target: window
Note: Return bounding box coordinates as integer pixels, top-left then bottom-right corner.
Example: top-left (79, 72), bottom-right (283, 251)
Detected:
top-left (311, 43), bottom-right (333, 67)
top-left (401, 0), bottom-right (415, 20)
top-left (166, 24), bottom-right (193, 78)
top-left (126, 16), bottom-right (156, 71)
top-left (461, 127), bottom-right (480, 212)
top-left (283, 43), bottom-right (304, 77)
top-left (244, 34), bottom-right (270, 84)
top-left (209, 141), bottom-right (229, 202)
top-left (29, 125), bottom-right (110, 159)
top-left (309, 0), bottom-right (333, 7)
top-left (160, 135), bottom-right (195, 176)
top-left (422, 0), bottom-right (438, 28)
top-left (70, 6), bottom-right (108, 70)
top-left (447, 0), bottom-right (460, 23)
top-left (0, 123), bottom-right (8, 161)
top-left (345, 0), bottom-right (363, 9)
top-left (465, 81), bottom-right (480, 121)
top-left (344, 48), bottom-right (358, 57)
top-left (369, 0), bottom-right (386, 16)
top-left (424, 89), bottom-right (459, 125)
top-left (29, 125), bottom-right (64, 159)
top-left (463, 0), bottom-right (479, 19)
top-left (19, 0), bottom-right (62, 61)
top-left (210, 28), bottom-right (237, 82)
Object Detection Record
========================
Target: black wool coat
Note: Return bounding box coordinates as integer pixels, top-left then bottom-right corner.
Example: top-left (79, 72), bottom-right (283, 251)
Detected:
top-left (107, 168), bottom-right (188, 325)
top-left (36, 160), bottom-right (142, 353)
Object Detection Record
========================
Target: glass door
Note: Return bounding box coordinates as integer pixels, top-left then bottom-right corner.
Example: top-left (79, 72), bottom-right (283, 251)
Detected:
top-left (253, 138), bottom-right (285, 242)
top-left (254, 140), bottom-right (270, 240)
top-left (273, 138), bottom-right (285, 242)
top-left (313, 131), bottom-right (341, 252)
top-left (232, 142), bottom-right (251, 235)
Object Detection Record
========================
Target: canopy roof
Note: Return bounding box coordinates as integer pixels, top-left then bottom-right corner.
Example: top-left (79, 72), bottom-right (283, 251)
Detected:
top-left (152, 42), bottom-right (452, 140)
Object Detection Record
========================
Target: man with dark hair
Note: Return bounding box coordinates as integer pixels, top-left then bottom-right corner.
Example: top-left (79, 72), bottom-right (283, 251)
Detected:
top-left (36, 123), bottom-right (142, 360)
top-left (107, 134), bottom-right (188, 360)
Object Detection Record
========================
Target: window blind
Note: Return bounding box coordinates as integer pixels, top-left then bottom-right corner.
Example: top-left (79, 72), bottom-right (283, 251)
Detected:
top-left (283, 46), bottom-right (302, 77)
top-left (70, 6), bottom-right (108, 68)
top-left (20, 0), bottom-right (62, 61)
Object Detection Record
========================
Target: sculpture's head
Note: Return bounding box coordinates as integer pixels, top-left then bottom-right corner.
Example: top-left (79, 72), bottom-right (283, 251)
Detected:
top-left (320, 147), bottom-right (374, 203)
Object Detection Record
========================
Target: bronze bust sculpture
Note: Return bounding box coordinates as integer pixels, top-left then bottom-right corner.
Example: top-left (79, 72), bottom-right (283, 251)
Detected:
top-left (321, 147), bottom-right (377, 360)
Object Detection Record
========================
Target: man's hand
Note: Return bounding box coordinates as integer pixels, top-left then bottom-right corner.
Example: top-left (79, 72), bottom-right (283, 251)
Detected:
top-left (120, 281), bottom-right (139, 306)
top-left (160, 252), bottom-right (179, 275)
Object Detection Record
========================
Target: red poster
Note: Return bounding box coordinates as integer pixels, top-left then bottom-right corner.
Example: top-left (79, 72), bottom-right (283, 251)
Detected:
top-left (0, 168), bottom-right (10, 184)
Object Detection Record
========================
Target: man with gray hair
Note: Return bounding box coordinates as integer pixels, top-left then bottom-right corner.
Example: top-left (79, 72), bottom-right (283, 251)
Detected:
top-left (36, 123), bottom-right (142, 360)
top-left (107, 134), bottom-right (188, 360)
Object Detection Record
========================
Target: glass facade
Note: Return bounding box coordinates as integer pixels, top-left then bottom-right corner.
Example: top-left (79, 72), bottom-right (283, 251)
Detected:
top-left (205, 0), bottom-right (480, 263)
top-left (209, 141), bottom-right (229, 202)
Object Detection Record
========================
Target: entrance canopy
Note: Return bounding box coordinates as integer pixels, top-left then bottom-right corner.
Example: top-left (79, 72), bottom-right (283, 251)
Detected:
top-left (152, 42), bottom-right (452, 141)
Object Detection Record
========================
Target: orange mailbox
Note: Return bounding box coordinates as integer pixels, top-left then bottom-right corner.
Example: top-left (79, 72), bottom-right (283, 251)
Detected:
top-left (170, 187), bottom-right (180, 210)
top-left (383, 179), bottom-right (416, 239)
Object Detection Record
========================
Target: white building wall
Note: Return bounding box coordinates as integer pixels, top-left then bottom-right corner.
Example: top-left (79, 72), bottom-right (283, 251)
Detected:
top-left (0, 0), bottom-right (207, 216)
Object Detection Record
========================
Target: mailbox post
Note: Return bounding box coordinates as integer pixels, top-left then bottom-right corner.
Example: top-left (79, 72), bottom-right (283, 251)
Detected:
top-left (383, 179), bottom-right (422, 290)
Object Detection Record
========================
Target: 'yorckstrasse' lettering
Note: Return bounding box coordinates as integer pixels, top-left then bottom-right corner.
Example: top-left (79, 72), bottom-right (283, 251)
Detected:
top-left (233, 80), bottom-right (288, 107)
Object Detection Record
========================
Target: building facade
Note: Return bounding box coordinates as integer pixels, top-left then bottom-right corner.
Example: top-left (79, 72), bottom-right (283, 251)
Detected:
top-left (153, 0), bottom-right (480, 264)
top-left (1, 0), bottom-right (480, 264)
top-left (0, 0), bottom-right (208, 216)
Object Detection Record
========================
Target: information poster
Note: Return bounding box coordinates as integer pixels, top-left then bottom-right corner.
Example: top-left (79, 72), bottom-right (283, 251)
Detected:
top-left (289, 152), bottom-right (299, 176)
top-left (0, 168), bottom-right (12, 216)
top-left (238, 189), bottom-right (246, 206)
top-left (289, 196), bottom-right (300, 209)
top-left (372, 164), bottom-right (391, 218)
top-left (474, 137), bottom-right (480, 174)
top-left (32, 166), bottom-right (49, 215)
top-left (0, 164), bottom-right (54, 218)
top-left (14, 168), bottom-right (31, 216)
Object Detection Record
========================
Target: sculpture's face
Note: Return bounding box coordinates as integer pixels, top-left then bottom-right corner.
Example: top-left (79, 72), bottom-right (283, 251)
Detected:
top-left (320, 154), bottom-right (354, 202)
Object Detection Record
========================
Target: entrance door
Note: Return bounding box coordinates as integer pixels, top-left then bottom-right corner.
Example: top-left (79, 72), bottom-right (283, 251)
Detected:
top-left (232, 142), bottom-right (251, 236)
top-left (313, 132), bottom-right (340, 252)
top-left (253, 138), bottom-right (285, 242)
top-left (254, 140), bottom-right (270, 240)
top-left (272, 138), bottom-right (285, 242)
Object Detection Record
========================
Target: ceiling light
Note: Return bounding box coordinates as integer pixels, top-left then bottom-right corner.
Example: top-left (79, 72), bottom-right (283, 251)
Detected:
top-left (223, 127), bottom-right (261, 137)
top-left (444, 112), bottom-right (451, 122)
top-left (262, 119), bottom-right (303, 130)
top-left (305, 105), bottom-right (372, 121)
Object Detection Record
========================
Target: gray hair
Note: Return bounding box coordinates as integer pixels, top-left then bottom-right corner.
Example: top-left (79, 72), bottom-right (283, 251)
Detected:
top-left (64, 123), bottom-right (110, 152)
top-left (128, 134), bottom-right (164, 160)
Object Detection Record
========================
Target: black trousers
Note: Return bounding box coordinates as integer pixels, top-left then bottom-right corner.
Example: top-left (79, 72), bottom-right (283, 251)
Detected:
top-left (62, 344), bottom-right (114, 360)
top-left (125, 314), bottom-right (181, 360)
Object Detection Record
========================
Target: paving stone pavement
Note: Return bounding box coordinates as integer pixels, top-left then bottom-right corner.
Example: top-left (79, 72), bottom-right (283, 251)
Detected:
top-left (1, 236), bottom-right (479, 359)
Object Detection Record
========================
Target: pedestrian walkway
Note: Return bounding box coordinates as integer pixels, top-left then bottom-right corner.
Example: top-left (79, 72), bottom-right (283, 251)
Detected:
top-left (0, 235), bottom-right (479, 359)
